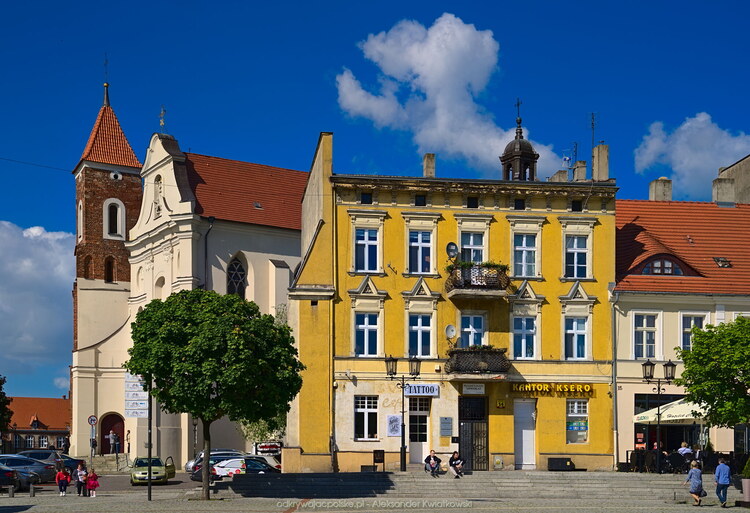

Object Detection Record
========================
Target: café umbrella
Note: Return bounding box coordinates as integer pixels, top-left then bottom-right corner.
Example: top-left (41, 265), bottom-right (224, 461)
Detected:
top-left (633, 398), bottom-right (706, 425)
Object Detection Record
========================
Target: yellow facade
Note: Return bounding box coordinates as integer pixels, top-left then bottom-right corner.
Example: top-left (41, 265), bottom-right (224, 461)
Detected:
top-left (284, 132), bottom-right (617, 472)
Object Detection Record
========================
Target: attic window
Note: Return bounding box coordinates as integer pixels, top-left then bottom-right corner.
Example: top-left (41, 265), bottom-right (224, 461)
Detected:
top-left (571, 200), bottom-right (583, 212)
top-left (514, 198), bottom-right (526, 210)
top-left (643, 258), bottom-right (683, 275)
top-left (713, 257), bottom-right (732, 268)
top-left (360, 192), bottom-right (373, 205)
top-left (414, 194), bottom-right (427, 207)
top-left (254, 202), bottom-right (263, 209)
top-left (467, 196), bottom-right (479, 209)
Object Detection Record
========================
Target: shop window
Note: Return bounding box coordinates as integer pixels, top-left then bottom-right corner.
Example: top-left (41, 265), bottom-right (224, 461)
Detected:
top-left (634, 314), bottom-right (657, 359)
top-left (566, 399), bottom-right (588, 443)
top-left (408, 314), bottom-right (432, 357)
top-left (681, 315), bottom-right (704, 351)
top-left (513, 316), bottom-right (536, 359)
top-left (355, 313), bottom-right (378, 356)
top-left (459, 315), bottom-right (484, 347)
top-left (408, 231), bottom-right (432, 274)
top-left (460, 232), bottom-right (484, 263)
top-left (355, 228), bottom-right (379, 272)
top-left (354, 395), bottom-right (378, 440)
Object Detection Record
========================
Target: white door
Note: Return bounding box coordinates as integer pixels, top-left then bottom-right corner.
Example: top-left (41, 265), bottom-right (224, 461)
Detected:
top-left (408, 397), bottom-right (430, 464)
top-left (514, 399), bottom-right (536, 470)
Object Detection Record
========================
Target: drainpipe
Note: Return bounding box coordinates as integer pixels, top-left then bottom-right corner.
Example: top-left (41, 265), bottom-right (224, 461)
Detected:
top-left (610, 289), bottom-right (621, 470)
top-left (203, 216), bottom-right (215, 289)
top-left (329, 182), bottom-right (338, 472)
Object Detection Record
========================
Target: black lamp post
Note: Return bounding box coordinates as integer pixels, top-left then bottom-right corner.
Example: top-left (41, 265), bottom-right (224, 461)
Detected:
top-left (192, 417), bottom-right (198, 459)
top-left (385, 355), bottom-right (421, 472)
top-left (642, 359), bottom-right (677, 474)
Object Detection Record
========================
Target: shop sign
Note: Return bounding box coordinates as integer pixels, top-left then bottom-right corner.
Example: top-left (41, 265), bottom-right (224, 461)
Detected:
top-left (404, 383), bottom-right (440, 397)
top-left (462, 384), bottom-right (485, 395)
top-left (511, 382), bottom-right (594, 396)
top-left (439, 417), bottom-right (453, 437)
top-left (566, 420), bottom-right (588, 431)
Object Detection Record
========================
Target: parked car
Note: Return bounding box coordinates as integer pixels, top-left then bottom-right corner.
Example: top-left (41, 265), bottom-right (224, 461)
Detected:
top-left (250, 454), bottom-right (281, 470)
top-left (189, 455), bottom-right (247, 482)
top-left (210, 457), bottom-right (281, 479)
top-left (16, 449), bottom-right (64, 470)
top-left (14, 469), bottom-right (41, 491)
top-left (185, 449), bottom-right (245, 473)
top-left (0, 463), bottom-right (20, 493)
top-left (0, 455), bottom-right (56, 483)
top-left (59, 454), bottom-right (85, 473)
top-left (129, 457), bottom-right (176, 486)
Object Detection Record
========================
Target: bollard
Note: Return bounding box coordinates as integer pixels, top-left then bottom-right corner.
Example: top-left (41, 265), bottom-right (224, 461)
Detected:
top-left (29, 486), bottom-right (35, 497)
top-left (8, 486), bottom-right (15, 498)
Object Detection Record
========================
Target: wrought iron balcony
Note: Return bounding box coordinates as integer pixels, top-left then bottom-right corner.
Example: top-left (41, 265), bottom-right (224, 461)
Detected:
top-left (445, 263), bottom-right (510, 299)
top-left (444, 346), bottom-right (511, 374)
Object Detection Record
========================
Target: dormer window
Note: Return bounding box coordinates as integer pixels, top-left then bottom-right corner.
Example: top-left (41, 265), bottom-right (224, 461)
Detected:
top-left (643, 258), bottom-right (683, 276)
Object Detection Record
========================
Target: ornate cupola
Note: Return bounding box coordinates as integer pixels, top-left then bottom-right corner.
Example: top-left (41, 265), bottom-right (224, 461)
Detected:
top-left (500, 109), bottom-right (539, 181)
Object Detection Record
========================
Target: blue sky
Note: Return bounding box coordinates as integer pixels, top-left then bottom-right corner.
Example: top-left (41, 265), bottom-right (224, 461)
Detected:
top-left (2, 1), bottom-right (750, 397)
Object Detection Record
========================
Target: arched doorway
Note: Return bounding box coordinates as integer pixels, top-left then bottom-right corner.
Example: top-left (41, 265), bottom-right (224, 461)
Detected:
top-left (100, 413), bottom-right (125, 455)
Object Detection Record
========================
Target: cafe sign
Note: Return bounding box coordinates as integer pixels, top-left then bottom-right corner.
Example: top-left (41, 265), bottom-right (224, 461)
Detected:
top-left (511, 382), bottom-right (594, 397)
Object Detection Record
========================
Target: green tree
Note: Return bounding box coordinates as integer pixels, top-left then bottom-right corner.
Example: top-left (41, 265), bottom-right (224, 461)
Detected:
top-left (0, 375), bottom-right (12, 433)
top-left (676, 316), bottom-right (750, 428)
top-left (124, 289), bottom-right (304, 500)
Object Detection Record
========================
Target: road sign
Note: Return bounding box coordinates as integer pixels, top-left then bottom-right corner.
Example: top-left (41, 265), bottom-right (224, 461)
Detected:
top-left (87, 415), bottom-right (98, 426)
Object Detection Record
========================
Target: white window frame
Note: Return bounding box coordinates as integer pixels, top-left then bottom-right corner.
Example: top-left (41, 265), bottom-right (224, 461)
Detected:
top-left (564, 317), bottom-right (588, 360)
top-left (680, 312), bottom-right (708, 352)
top-left (56, 436), bottom-right (66, 449)
top-left (349, 210), bottom-right (386, 274)
top-left (513, 233), bottom-right (537, 277)
top-left (460, 231), bottom-right (484, 263)
top-left (25, 435), bottom-right (34, 449)
top-left (564, 235), bottom-right (588, 279)
top-left (459, 313), bottom-right (485, 347)
top-left (102, 198), bottom-right (126, 240)
top-left (14, 434), bottom-right (22, 449)
top-left (408, 313), bottom-right (432, 358)
top-left (566, 399), bottom-right (589, 444)
top-left (512, 315), bottom-right (537, 359)
top-left (355, 228), bottom-right (379, 272)
top-left (354, 395), bottom-right (378, 441)
top-left (632, 311), bottom-right (661, 360)
top-left (559, 217), bottom-right (595, 280)
top-left (39, 435), bottom-right (48, 448)
top-left (408, 231), bottom-right (432, 275)
top-left (354, 312), bottom-right (380, 357)
top-left (508, 215), bottom-right (545, 279)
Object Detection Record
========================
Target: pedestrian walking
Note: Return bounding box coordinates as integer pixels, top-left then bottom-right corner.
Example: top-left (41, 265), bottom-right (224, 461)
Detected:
top-left (74, 463), bottom-right (88, 497)
top-left (126, 430), bottom-right (131, 454)
top-left (684, 460), bottom-right (705, 506)
top-left (108, 430), bottom-right (119, 454)
top-left (86, 467), bottom-right (100, 497)
top-left (714, 457), bottom-right (731, 508)
top-left (55, 467), bottom-right (71, 496)
top-left (448, 451), bottom-right (464, 479)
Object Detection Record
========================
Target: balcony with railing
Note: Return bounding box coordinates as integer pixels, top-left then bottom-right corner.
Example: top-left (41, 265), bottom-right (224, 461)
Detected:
top-left (445, 262), bottom-right (511, 299)
top-left (444, 345), bottom-right (511, 374)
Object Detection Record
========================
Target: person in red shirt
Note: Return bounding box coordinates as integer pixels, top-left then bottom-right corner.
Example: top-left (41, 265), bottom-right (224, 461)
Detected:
top-left (55, 468), bottom-right (71, 496)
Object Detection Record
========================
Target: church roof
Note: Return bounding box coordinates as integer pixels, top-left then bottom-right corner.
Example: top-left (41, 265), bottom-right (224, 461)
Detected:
top-left (8, 397), bottom-right (71, 431)
top-left (185, 153), bottom-right (307, 231)
top-left (615, 199), bottom-right (750, 295)
top-left (79, 84), bottom-right (141, 169)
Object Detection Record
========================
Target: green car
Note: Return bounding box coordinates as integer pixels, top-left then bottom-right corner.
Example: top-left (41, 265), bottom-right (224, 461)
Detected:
top-left (130, 457), bottom-right (176, 485)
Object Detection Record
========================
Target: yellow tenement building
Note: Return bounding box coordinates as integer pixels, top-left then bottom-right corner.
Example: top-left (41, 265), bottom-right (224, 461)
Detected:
top-left (284, 123), bottom-right (618, 473)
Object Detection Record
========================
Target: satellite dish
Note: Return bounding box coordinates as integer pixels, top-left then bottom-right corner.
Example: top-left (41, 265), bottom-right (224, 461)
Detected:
top-left (445, 324), bottom-right (457, 339)
top-left (446, 242), bottom-right (458, 259)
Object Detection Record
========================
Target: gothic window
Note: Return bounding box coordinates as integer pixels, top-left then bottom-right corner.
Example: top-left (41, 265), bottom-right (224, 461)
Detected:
top-left (227, 258), bottom-right (247, 298)
top-left (104, 257), bottom-right (116, 283)
top-left (108, 204), bottom-right (119, 235)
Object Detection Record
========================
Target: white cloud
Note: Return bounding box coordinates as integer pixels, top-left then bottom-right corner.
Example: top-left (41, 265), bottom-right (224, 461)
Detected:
top-left (336, 13), bottom-right (561, 177)
top-left (54, 376), bottom-right (70, 390)
top-left (635, 112), bottom-right (750, 199)
top-left (0, 221), bottom-right (75, 373)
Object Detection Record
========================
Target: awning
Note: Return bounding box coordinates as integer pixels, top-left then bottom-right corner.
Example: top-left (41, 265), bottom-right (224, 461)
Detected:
top-left (632, 398), bottom-right (706, 424)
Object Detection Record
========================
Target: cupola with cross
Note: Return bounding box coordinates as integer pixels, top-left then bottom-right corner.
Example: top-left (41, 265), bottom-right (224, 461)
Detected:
top-left (500, 99), bottom-right (540, 181)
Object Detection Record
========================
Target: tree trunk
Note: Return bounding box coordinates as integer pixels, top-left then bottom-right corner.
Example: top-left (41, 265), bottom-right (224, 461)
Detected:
top-left (201, 418), bottom-right (212, 500)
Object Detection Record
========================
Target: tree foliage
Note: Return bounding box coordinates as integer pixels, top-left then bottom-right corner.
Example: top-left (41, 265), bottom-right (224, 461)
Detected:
top-left (124, 289), bottom-right (304, 498)
top-left (0, 375), bottom-right (12, 433)
top-left (239, 412), bottom-right (286, 443)
top-left (676, 316), bottom-right (750, 428)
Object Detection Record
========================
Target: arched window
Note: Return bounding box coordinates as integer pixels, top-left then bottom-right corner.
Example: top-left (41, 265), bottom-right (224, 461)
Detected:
top-left (103, 199), bottom-right (126, 239)
top-left (227, 258), bottom-right (247, 298)
top-left (77, 201), bottom-right (83, 241)
top-left (108, 203), bottom-right (119, 235)
top-left (82, 255), bottom-right (92, 279)
top-left (154, 276), bottom-right (165, 300)
top-left (642, 258), bottom-right (683, 275)
top-left (104, 257), bottom-right (116, 283)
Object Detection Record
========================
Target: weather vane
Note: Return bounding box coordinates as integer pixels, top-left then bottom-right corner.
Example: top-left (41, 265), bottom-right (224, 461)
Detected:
top-left (515, 97), bottom-right (522, 119)
top-left (159, 105), bottom-right (167, 133)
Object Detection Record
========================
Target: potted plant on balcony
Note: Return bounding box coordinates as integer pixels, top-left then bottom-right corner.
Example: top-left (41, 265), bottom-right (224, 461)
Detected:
top-left (444, 344), bottom-right (512, 374)
top-left (445, 261), bottom-right (510, 289)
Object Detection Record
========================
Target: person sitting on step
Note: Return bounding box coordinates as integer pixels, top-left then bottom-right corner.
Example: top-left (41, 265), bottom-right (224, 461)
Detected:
top-left (424, 450), bottom-right (441, 477)
top-left (448, 451), bottom-right (464, 479)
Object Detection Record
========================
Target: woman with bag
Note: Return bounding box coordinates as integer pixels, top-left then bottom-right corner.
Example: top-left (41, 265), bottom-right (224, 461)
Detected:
top-left (684, 460), bottom-right (706, 506)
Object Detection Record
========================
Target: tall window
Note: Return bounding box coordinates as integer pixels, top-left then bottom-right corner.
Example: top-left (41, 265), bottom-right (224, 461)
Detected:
top-left (565, 318), bottom-right (587, 360)
top-left (408, 231), bottom-right (431, 274)
top-left (57, 436), bottom-right (66, 449)
top-left (681, 315), bottom-right (704, 351)
top-left (460, 232), bottom-right (483, 263)
top-left (408, 314), bottom-right (431, 357)
top-left (513, 317), bottom-right (536, 359)
top-left (355, 313), bottom-right (378, 356)
top-left (108, 203), bottom-right (119, 235)
top-left (355, 229), bottom-right (378, 272)
top-left (565, 236), bottom-right (587, 278)
top-left (25, 435), bottom-right (34, 448)
top-left (227, 258), bottom-right (247, 298)
top-left (14, 434), bottom-right (22, 449)
top-left (77, 201), bottom-right (83, 241)
top-left (82, 255), bottom-right (92, 279)
top-left (39, 435), bottom-right (48, 448)
top-left (104, 257), bottom-right (116, 283)
top-left (409, 397), bottom-right (430, 443)
top-left (460, 315), bottom-right (484, 347)
top-left (566, 399), bottom-right (589, 444)
top-left (354, 396), bottom-right (378, 440)
top-left (154, 176), bottom-right (163, 219)
top-left (634, 314), bottom-right (657, 359)
top-left (514, 234), bottom-right (536, 277)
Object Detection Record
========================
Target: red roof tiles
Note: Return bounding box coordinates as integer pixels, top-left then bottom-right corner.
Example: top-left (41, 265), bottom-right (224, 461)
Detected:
top-left (79, 105), bottom-right (141, 169)
top-left (616, 200), bottom-right (750, 294)
top-left (9, 397), bottom-right (71, 430)
top-left (185, 153), bottom-right (307, 231)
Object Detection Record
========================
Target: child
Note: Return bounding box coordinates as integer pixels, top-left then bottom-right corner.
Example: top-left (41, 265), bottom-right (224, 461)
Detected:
top-left (684, 460), bottom-right (704, 506)
top-left (86, 467), bottom-right (100, 498)
top-left (75, 463), bottom-right (87, 497)
top-left (55, 467), bottom-right (70, 496)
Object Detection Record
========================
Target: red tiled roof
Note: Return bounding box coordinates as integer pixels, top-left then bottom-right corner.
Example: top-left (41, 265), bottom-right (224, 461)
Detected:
top-left (616, 200), bottom-right (750, 294)
top-left (79, 105), bottom-right (141, 168)
top-left (185, 153), bottom-right (307, 231)
top-left (9, 397), bottom-right (71, 431)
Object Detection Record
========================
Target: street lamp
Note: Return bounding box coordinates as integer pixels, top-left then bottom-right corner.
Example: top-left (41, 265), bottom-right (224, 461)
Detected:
top-left (385, 355), bottom-right (421, 472)
top-left (642, 359), bottom-right (677, 473)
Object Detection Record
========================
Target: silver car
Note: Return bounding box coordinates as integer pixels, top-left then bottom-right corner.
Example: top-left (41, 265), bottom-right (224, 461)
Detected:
top-left (0, 455), bottom-right (56, 483)
top-left (184, 449), bottom-right (244, 473)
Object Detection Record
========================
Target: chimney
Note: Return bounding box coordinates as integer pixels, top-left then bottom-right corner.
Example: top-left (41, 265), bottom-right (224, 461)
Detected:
top-left (573, 161), bottom-right (587, 181)
top-left (712, 177), bottom-right (735, 205)
top-left (593, 144), bottom-right (609, 181)
top-left (548, 170), bottom-right (568, 182)
top-left (649, 177), bottom-right (672, 201)
top-left (423, 153), bottom-right (435, 178)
